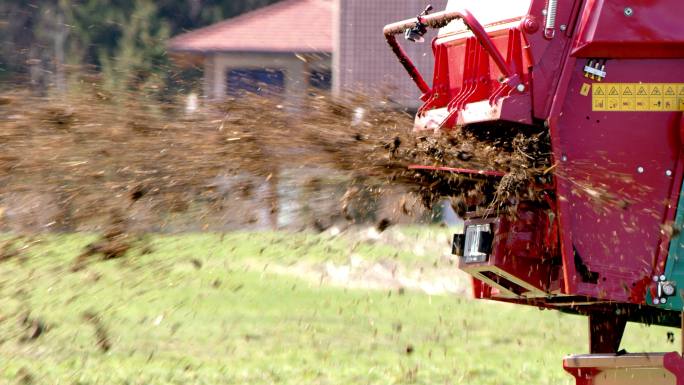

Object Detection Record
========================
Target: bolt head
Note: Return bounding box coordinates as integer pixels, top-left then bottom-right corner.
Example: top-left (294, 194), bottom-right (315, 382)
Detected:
top-left (560, 24), bottom-right (567, 31)
top-left (661, 297), bottom-right (668, 304)
top-left (663, 283), bottom-right (676, 296)
top-left (624, 7), bottom-right (634, 16)
top-left (660, 274), bottom-right (667, 281)
top-left (523, 17), bottom-right (540, 34)
top-left (637, 166), bottom-right (644, 174)
top-left (654, 298), bottom-right (660, 304)
top-left (516, 84), bottom-right (526, 92)
top-left (561, 155), bottom-right (568, 162)
top-left (666, 170), bottom-right (673, 176)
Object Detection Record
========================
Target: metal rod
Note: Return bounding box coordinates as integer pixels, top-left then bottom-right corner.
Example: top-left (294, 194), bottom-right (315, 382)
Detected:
top-left (408, 164), bottom-right (506, 177)
top-left (383, 8), bottom-right (518, 94)
top-left (384, 34), bottom-right (431, 94)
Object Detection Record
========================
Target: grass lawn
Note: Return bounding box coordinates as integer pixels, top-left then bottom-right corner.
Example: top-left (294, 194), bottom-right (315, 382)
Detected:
top-left (0, 231), bottom-right (680, 384)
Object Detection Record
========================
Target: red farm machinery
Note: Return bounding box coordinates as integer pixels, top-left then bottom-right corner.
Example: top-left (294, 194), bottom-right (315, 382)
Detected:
top-left (384, 0), bottom-right (684, 384)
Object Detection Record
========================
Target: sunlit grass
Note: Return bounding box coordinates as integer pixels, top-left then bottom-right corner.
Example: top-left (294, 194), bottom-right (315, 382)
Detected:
top-left (0, 232), bottom-right (679, 385)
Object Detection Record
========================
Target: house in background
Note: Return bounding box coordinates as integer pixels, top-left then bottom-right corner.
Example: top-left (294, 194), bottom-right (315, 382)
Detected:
top-left (168, 0), bottom-right (333, 100)
top-left (167, 0), bottom-right (457, 228)
top-left (169, 0), bottom-right (447, 108)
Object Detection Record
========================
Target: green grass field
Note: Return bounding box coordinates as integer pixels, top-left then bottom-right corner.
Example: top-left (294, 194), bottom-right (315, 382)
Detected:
top-left (0, 231), bottom-right (679, 384)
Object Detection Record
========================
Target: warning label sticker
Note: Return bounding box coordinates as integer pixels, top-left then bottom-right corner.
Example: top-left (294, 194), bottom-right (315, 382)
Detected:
top-left (593, 83), bottom-right (684, 111)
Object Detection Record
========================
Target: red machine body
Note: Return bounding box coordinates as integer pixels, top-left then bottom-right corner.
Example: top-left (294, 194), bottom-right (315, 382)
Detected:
top-left (384, 0), bottom-right (684, 377)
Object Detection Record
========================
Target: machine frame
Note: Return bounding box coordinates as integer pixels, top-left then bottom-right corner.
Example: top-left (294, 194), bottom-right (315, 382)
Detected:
top-left (385, 0), bottom-right (684, 383)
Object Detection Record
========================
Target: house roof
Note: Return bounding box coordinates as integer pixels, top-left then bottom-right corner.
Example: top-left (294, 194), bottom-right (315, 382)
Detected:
top-left (168, 0), bottom-right (333, 54)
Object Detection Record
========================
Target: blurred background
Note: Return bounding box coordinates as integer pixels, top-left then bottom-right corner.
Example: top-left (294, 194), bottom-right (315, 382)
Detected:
top-left (0, 0), bottom-right (461, 233)
top-left (1, 0), bottom-right (444, 105)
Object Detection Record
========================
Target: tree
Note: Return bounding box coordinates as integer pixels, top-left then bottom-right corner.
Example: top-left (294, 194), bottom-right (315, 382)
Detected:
top-left (0, 0), bottom-right (283, 93)
top-left (95, 0), bottom-right (170, 94)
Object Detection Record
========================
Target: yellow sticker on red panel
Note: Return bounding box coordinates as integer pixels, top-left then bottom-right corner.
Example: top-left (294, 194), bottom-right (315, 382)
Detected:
top-left (592, 83), bottom-right (684, 111)
top-left (579, 83), bottom-right (591, 96)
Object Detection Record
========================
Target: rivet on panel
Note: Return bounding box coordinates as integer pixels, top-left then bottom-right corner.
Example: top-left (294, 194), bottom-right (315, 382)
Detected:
top-left (666, 170), bottom-right (673, 176)
top-left (637, 166), bottom-right (644, 174)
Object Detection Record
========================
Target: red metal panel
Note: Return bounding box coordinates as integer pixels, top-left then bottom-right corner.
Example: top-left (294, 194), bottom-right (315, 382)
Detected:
top-left (433, 31), bottom-right (522, 93)
top-left (417, 26), bottom-right (534, 128)
top-left (552, 59), bottom-right (684, 302)
top-left (573, 0), bottom-right (684, 58)
top-left (458, 204), bottom-right (560, 299)
top-left (386, 0), bottom-right (684, 311)
top-left (522, 0), bottom-right (583, 120)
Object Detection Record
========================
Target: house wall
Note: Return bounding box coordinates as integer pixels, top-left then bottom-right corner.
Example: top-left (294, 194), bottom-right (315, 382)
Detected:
top-left (333, 0), bottom-right (448, 109)
top-left (204, 52), bottom-right (331, 100)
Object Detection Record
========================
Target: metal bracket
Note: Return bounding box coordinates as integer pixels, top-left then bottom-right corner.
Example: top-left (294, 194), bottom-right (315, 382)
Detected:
top-left (583, 59), bottom-right (607, 81)
top-left (653, 274), bottom-right (676, 305)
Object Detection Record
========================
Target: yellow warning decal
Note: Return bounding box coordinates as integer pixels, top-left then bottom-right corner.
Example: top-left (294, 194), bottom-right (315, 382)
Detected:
top-left (579, 83), bottom-right (591, 96)
top-left (592, 83), bottom-right (684, 111)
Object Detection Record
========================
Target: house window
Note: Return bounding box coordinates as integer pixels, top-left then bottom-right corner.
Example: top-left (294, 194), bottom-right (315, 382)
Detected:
top-left (309, 69), bottom-right (332, 90)
top-left (226, 68), bottom-right (285, 96)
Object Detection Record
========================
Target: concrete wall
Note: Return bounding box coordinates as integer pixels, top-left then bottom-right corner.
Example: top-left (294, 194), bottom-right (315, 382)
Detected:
top-left (203, 52), bottom-right (331, 100)
top-left (333, 0), bottom-right (448, 108)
